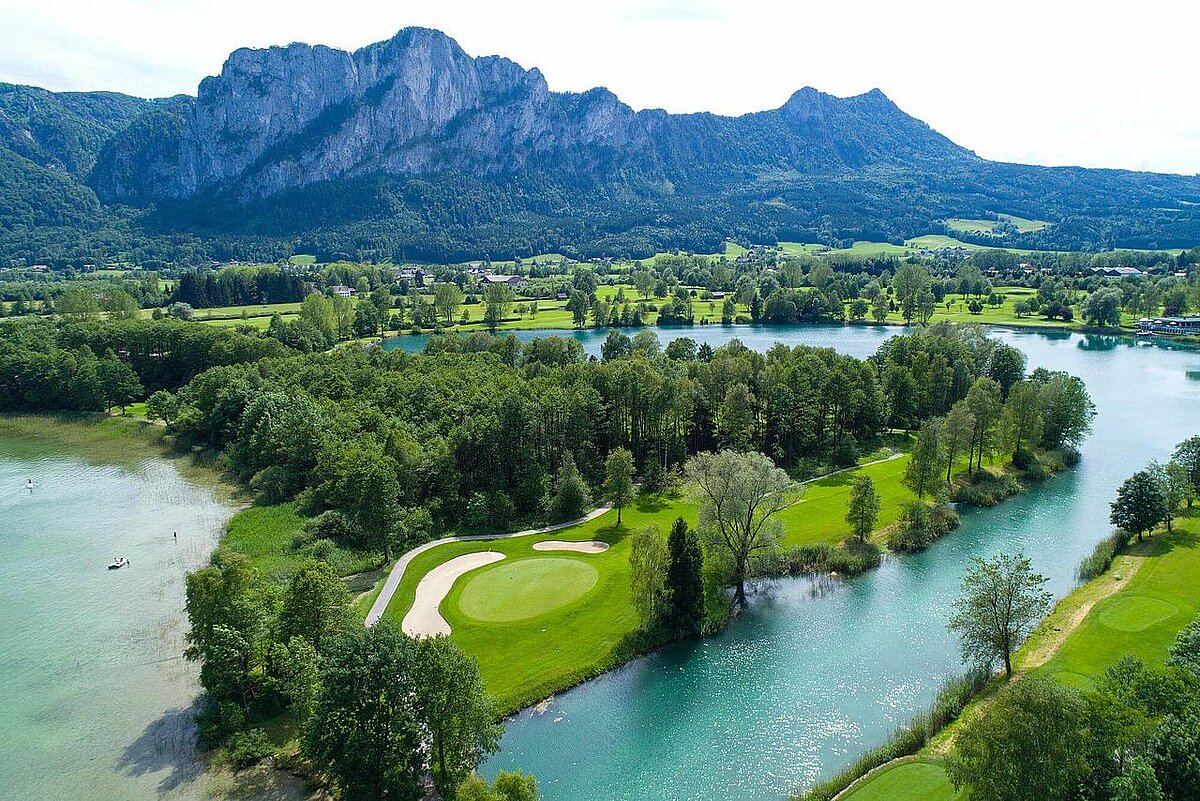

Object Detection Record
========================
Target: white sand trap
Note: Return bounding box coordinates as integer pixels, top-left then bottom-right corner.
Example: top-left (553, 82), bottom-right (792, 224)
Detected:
top-left (531, 540), bottom-right (610, 554)
top-left (402, 551), bottom-right (505, 637)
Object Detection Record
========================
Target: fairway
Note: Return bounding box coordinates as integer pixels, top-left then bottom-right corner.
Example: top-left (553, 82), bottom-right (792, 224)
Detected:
top-left (1035, 511), bottom-right (1200, 685)
top-left (839, 758), bottom-right (961, 801)
top-left (456, 557), bottom-right (599, 623)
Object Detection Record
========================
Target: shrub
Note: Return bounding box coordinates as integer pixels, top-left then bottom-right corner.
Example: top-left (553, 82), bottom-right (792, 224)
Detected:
top-left (1077, 529), bottom-right (1133, 582)
top-left (195, 700), bottom-right (245, 750)
top-left (830, 437), bottom-right (859, 468)
top-left (1012, 448), bottom-right (1036, 470)
top-left (227, 728), bottom-right (274, 769)
top-left (249, 465), bottom-right (301, 503)
top-left (887, 503), bottom-right (958, 552)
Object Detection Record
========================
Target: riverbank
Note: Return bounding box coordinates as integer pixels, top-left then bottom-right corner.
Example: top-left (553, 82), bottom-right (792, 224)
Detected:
top-left (827, 508), bottom-right (1200, 800)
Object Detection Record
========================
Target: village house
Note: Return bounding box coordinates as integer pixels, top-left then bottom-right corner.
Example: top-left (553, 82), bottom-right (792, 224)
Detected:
top-left (481, 274), bottom-right (528, 288)
top-left (328, 284), bottom-right (354, 298)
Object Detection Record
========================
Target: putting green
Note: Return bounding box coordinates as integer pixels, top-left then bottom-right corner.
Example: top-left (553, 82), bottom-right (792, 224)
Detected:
top-left (1096, 595), bottom-right (1179, 632)
top-left (456, 557), bottom-right (599, 623)
top-left (840, 759), bottom-right (962, 801)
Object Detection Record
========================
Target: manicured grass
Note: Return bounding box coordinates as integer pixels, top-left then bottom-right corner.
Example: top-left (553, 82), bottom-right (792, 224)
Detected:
top-left (456, 557), bottom-right (600, 623)
top-left (380, 446), bottom-right (924, 711)
top-left (777, 453), bottom-right (915, 548)
top-left (382, 495), bottom-right (693, 712)
top-left (839, 758), bottom-right (962, 801)
top-left (1035, 511), bottom-right (1200, 690)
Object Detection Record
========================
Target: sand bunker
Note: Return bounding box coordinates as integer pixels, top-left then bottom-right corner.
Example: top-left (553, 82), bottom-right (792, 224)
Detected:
top-left (531, 540), bottom-right (610, 554)
top-left (402, 551), bottom-right (505, 636)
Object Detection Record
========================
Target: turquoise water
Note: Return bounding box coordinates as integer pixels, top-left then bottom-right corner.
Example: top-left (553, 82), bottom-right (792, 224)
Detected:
top-left (478, 328), bottom-right (1200, 800)
top-left (0, 430), bottom-right (233, 800)
top-left (381, 323), bottom-right (899, 360)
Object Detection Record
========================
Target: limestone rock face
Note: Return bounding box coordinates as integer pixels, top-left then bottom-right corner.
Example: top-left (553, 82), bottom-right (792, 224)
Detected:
top-left (91, 26), bottom-right (973, 205)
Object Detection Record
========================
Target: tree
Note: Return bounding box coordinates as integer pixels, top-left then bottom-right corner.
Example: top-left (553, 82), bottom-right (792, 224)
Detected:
top-left (483, 284), bottom-right (514, 331)
top-left (664, 517), bottom-right (704, 635)
top-left (946, 675), bottom-right (1090, 801)
top-left (145, 389), bottom-right (179, 427)
top-left (98, 356), bottom-right (143, 414)
top-left (412, 636), bottom-right (501, 796)
top-left (101, 288), bottom-right (140, 320)
top-left (905, 419), bottom-right (942, 499)
top-left (1035, 371), bottom-right (1096, 451)
top-left (371, 285), bottom-right (394, 325)
top-left (999, 380), bottom-right (1043, 463)
top-left (1172, 436), bottom-right (1200, 503)
top-left (633, 270), bottom-right (654, 300)
top-left (871, 293), bottom-right (889, 323)
top-left (1110, 469), bottom-right (1168, 541)
top-left (717, 383), bottom-right (755, 451)
top-left (1082, 287), bottom-right (1124, 327)
top-left (455, 771), bottom-right (539, 801)
top-left (987, 345), bottom-right (1026, 398)
top-left (58, 286), bottom-right (100, 321)
top-left (629, 525), bottom-right (669, 625)
top-left (346, 453), bottom-right (402, 560)
top-left (278, 560), bottom-right (353, 653)
top-left (550, 452), bottom-right (590, 521)
top-left (940, 402), bottom-right (975, 485)
top-left (947, 551), bottom-right (1051, 676)
top-left (892, 264), bottom-right (929, 323)
top-left (566, 290), bottom-right (588, 328)
top-left (684, 450), bottom-right (793, 607)
top-left (845, 474), bottom-right (881, 541)
top-left (965, 377), bottom-right (1002, 474)
top-left (1149, 460), bottom-right (1190, 532)
top-left (434, 283), bottom-right (465, 325)
top-left (304, 623), bottom-right (425, 801)
top-left (603, 447), bottom-right (635, 524)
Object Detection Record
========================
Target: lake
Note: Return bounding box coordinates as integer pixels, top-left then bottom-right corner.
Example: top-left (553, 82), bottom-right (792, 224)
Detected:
top-left (0, 426), bottom-right (234, 800)
top-left (469, 327), bottom-right (1200, 800)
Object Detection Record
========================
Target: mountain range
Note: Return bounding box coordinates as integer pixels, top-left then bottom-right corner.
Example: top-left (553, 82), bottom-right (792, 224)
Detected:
top-left (3, 26), bottom-right (1200, 264)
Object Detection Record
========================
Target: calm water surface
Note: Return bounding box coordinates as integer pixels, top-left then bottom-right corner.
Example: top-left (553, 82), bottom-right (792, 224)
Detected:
top-left (0, 430), bottom-right (233, 800)
top-left (474, 327), bottom-right (1200, 801)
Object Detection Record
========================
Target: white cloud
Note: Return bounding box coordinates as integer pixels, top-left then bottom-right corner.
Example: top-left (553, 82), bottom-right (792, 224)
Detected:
top-left (0, 0), bottom-right (1197, 174)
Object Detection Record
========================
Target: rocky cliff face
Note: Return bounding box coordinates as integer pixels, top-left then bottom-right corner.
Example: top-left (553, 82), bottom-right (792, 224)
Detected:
top-left (90, 26), bottom-right (974, 205)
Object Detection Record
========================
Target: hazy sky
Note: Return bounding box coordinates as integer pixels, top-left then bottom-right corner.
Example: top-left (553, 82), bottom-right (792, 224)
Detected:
top-left (2, 0), bottom-right (1197, 174)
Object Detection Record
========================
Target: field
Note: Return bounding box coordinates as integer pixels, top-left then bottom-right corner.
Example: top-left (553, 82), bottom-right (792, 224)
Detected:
top-left (945, 214), bottom-right (1051, 235)
top-left (839, 757), bottom-right (963, 801)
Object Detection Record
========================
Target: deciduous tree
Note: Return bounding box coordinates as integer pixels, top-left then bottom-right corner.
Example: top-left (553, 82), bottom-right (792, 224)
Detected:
top-left (685, 450), bottom-right (792, 607)
top-left (947, 551), bottom-right (1051, 676)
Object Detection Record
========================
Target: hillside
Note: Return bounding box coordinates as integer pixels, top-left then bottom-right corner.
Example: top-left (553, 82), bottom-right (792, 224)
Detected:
top-left (2, 26), bottom-right (1200, 263)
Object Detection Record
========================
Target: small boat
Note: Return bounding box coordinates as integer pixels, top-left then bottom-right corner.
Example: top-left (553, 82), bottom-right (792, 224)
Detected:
top-left (25, 479), bottom-right (33, 490)
top-left (107, 557), bottom-right (129, 570)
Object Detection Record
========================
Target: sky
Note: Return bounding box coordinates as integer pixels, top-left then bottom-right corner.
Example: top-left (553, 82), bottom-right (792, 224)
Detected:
top-left (1, 0), bottom-right (1197, 175)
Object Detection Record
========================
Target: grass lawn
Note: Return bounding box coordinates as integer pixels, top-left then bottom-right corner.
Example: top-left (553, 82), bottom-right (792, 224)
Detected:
top-left (839, 757), bottom-right (962, 801)
top-left (220, 502), bottom-right (310, 581)
top-left (1033, 510), bottom-right (1200, 691)
top-left (945, 214), bottom-right (1050, 235)
top-left (777, 453), bottom-right (915, 548)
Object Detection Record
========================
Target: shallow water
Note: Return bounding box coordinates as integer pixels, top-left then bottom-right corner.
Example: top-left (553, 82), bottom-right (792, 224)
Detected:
top-left (477, 327), bottom-right (1200, 800)
top-left (0, 430), bottom-right (233, 800)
